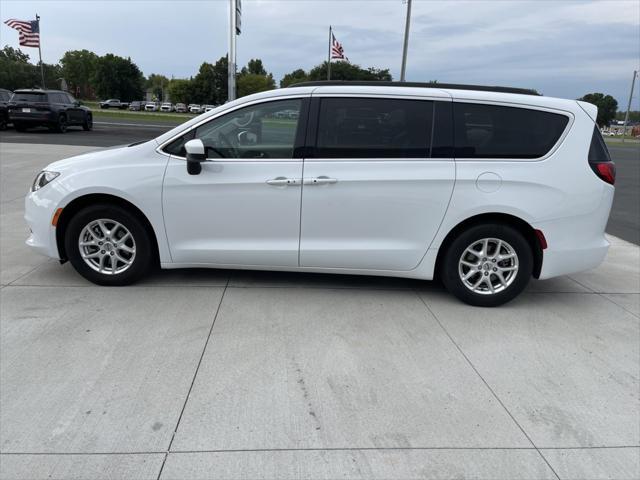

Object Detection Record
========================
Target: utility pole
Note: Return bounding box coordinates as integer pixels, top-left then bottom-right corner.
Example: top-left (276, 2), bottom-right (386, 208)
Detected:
top-left (228, 0), bottom-right (238, 101)
top-left (400, 0), bottom-right (412, 82)
top-left (622, 69), bottom-right (637, 143)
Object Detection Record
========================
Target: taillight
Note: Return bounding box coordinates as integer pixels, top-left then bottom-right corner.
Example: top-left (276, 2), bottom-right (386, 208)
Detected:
top-left (591, 162), bottom-right (616, 185)
top-left (587, 126), bottom-right (615, 186)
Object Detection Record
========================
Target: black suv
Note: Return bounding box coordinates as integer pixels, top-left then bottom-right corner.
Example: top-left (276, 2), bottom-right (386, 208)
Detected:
top-left (0, 88), bottom-right (12, 130)
top-left (8, 89), bottom-right (92, 133)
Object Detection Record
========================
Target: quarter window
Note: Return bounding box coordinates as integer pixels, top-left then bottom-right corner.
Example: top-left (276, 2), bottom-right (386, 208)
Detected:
top-left (315, 98), bottom-right (433, 158)
top-left (453, 103), bottom-right (569, 159)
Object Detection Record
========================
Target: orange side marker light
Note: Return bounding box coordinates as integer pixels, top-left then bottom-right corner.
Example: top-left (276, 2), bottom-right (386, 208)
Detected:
top-left (51, 208), bottom-right (63, 227)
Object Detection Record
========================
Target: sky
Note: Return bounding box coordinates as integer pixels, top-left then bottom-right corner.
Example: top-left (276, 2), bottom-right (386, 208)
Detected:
top-left (1, 0), bottom-right (639, 106)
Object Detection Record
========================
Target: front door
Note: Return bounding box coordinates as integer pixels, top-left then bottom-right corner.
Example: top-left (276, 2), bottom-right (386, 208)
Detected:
top-left (300, 96), bottom-right (455, 271)
top-left (162, 97), bottom-right (308, 266)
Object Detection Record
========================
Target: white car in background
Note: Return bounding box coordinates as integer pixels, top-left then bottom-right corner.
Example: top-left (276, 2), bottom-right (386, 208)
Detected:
top-left (204, 104), bottom-right (216, 112)
top-left (160, 102), bottom-right (174, 112)
top-left (144, 102), bottom-right (158, 112)
top-left (188, 104), bottom-right (201, 114)
top-left (23, 82), bottom-right (615, 306)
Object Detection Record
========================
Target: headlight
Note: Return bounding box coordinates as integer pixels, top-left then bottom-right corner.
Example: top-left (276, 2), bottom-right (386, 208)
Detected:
top-left (31, 171), bottom-right (60, 192)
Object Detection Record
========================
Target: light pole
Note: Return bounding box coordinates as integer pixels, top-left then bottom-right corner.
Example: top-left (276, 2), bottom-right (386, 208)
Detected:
top-left (400, 0), bottom-right (412, 82)
top-left (622, 69), bottom-right (637, 143)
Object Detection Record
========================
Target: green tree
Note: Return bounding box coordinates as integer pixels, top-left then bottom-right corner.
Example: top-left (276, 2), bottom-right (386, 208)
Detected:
top-left (280, 68), bottom-right (309, 88)
top-left (308, 61), bottom-right (392, 81)
top-left (60, 49), bottom-right (98, 98)
top-left (146, 73), bottom-right (169, 101)
top-left (615, 110), bottom-right (640, 122)
top-left (191, 56), bottom-right (228, 105)
top-left (237, 73), bottom-right (276, 97)
top-left (92, 53), bottom-right (144, 101)
top-left (578, 93), bottom-right (619, 127)
top-left (241, 58), bottom-right (267, 76)
top-left (167, 78), bottom-right (192, 104)
top-left (0, 45), bottom-right (61, 90)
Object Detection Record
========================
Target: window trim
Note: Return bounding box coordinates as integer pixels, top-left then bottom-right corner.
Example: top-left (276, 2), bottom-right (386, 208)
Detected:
top-left (306, 95), bottom-right (451, 162)
top-left (157, 95), bottom-right (311, 162)
top-left (451, 100), bottom-right (575, 162)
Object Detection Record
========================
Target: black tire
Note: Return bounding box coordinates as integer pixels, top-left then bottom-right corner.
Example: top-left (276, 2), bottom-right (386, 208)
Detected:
top-left (0, 114), bottom-right (7, 131)
top-left (65, 204), bottom-right (153, 286)
top-left (83, 113), bottom-right (93, 131)
top-left (440, 223), bottom-right (533, 307)
top-left (54, 114), bottom-right (67, 133)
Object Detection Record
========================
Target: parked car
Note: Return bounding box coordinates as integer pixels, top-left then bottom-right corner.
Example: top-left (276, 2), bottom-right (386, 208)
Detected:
top-left (175, 103), bottom-right (187, 113)
top-left (160, 102), bottom-right (174, 112)
top-left (8, 89), bottom-right (92, 133)
top-left (23, 82), bottom-right (615, 306)
top-left (0, 88), bottom-right (12, 130)
top-left (204, 104), bottom-right (216, 112)
top-left (188, 104), bottom-right (201, 114)
top-left (99, 99), bottom-right (129, 109)
top-left (144, 102), bottom-right (158, 112)
top-left (129, 101), bottom-right (146, 111)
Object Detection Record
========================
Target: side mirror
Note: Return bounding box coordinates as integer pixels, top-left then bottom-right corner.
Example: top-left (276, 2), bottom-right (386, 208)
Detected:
top-left (185, 139), bottom-right (206, 175)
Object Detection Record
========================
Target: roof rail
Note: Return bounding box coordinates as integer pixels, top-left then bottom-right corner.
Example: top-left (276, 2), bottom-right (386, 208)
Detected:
top-left (288, 80), bottom-right (541, 96)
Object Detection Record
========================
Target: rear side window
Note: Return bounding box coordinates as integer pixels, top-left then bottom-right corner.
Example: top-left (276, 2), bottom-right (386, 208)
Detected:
top-left (453, 103), bottom-right (569, 159)
top-left (588, 126), bottom-right (611, 163)
top-left (316, 98), bottom-right (433, 158)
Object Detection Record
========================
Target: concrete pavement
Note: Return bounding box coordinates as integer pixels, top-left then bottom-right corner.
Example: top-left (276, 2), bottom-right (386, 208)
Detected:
top-left (0, 143), bottom-right (638, 479)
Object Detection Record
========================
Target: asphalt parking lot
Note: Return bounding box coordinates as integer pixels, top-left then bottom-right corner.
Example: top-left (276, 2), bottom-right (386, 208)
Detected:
top-left (1, 142), bottom-right (639, 479)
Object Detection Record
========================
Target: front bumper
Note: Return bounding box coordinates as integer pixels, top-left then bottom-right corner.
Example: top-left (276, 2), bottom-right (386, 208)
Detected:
top-left (24, 190), bottom-right (60, 259)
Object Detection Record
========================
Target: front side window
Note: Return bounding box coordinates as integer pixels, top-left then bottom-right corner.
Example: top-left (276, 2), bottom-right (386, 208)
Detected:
top-left (166, 99), bottom-right (303, 159)
top-left (453, 103), bottom-right (569, 159)
top-left (315, 98), bottom-right (433, 158)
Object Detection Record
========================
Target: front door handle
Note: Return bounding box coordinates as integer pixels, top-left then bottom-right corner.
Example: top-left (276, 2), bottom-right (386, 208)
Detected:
top-left (303, 176), bottom-right (338, 186)
top-left (266, 177), bottom-right (300, 186)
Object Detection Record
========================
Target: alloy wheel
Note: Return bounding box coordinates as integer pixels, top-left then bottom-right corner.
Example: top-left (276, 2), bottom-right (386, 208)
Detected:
top-left (78, 218), bottom-right (136, 275)
top-left (458, 238), bottom-right (519, 295)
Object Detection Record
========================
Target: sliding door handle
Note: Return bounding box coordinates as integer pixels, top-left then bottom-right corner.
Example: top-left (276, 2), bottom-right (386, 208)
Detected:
top-left (303, 176), bottom-right (338, 186)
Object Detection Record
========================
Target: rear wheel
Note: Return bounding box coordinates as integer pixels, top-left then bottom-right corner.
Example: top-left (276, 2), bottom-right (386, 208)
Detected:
top-left (441, 223), bottom-right (533, 307)
top-left (53, 114), bottom-right (67, 133)
top-left (82, 113), bottom-right (93, 131)
top-left (65, 204), bottom-right (153, 285)
top-left (0, 114), bottom-right (7, 130)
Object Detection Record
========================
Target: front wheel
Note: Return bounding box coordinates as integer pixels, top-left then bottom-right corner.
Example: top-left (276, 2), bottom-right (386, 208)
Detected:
top-left (65, 204), bottom-right (153, 285)
top-left (441, 224), bottom-right (533, 307)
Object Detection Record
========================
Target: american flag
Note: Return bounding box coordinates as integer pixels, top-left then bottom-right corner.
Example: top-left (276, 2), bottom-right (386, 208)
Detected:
top-left (331, 33), bottom-right (346, 60)
top-left (4, 18), bottom-right (40, 48)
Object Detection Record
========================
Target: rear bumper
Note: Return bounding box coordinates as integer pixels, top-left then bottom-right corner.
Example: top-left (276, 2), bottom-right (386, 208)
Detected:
top-left (536, 185), bottom-right (614, 279)
top-left (9, 111), bottom-right (55, 123)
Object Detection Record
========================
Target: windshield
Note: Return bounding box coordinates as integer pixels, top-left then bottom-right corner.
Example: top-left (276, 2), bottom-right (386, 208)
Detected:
top-left (12, 92), bottom-right (47, 103)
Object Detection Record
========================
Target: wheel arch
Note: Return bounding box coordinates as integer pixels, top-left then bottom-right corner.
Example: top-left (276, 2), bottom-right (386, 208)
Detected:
top-left (56, 193), bottom-right (160, 265)
top-left (434, 212), bottom-right (544, 280)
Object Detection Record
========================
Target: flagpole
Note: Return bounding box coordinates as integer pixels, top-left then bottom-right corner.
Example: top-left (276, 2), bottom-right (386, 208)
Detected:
top-left (36, 14), bottom-right (45, 88)
top-left (327, 25), bottom-right (332, 81)
top-left (400, 0), bottom-right (412, 82)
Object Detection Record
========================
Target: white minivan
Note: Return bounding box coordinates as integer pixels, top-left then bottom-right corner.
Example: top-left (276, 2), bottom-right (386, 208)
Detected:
top-left (25, 82), bottom-right (615, 306)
